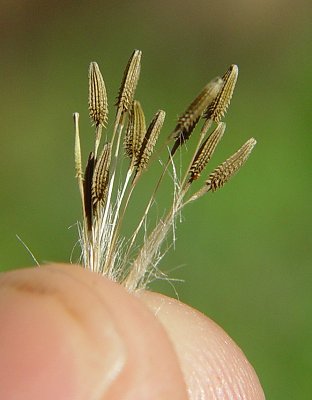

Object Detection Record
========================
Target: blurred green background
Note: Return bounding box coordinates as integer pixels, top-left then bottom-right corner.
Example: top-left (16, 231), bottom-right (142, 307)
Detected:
top-left (1, 0), bottom-right (311, 397)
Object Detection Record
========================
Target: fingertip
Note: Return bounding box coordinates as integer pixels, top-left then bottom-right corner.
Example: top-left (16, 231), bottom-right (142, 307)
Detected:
top-left (138, 291), bottom-right (266, 400)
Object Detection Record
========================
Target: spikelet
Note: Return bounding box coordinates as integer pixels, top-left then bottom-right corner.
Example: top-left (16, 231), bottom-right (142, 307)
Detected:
top-left (91, 143), bottom-right (112, 208)
top-left (88, 62), bottom-right (108, 127)
top-left (124, 100), bottom-right (146, 166)
top-left (134, 110), bottom-right (165, 175)
top-left (189, 122), bottom-right (226, 182)
top-left (186, 138), bottom-right (256, 205)
top-left (206, 138), bottom-right (256, 192)
top-left (170, 78), bottom-right (223, 155)
top-left (83, 152), bottom-right (95, 230)
top-left (73, 113), bottom-right (83, 181)
top-left (205, 64), bottom-right (238, 123)
top-left (116, 50), bottom-right (142, 114)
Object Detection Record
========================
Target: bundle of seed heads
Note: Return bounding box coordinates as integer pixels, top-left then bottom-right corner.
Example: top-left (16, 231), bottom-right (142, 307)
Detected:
top-left (73, 50), bottom-right (256, 292)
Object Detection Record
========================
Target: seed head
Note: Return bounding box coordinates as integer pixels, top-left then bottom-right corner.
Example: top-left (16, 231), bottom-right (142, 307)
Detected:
top-left (205, 64), bottom-right (238, 122)
top-left (88, 62), bottom-right (108, 127)
top-left (92, 143), bottom-right (112, 208)
top-left (170, 77), bottom-right (223, 155)
top-left (124, 100), bottom-right (146, 166)
top-left (189, 122), bottom-right (226, 182)
top-left (206, 138), bottom-right (257, 192)
top-left (134, 110), bottom-right (165, 175)
top-left (117, 50), bottom-right (142, 114)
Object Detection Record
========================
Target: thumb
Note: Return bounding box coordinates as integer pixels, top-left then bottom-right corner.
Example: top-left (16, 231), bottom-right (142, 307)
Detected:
top-left (0, 264), bottom-right (187, 400)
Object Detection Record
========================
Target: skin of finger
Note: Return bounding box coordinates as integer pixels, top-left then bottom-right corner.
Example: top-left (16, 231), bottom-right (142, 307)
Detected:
top-left (138, 291), bottom-right (266, 400)
top-left (0, 264), bottom-right (188, 400)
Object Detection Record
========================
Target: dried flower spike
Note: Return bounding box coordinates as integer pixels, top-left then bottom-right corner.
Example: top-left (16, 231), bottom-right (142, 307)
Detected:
top-left (124, 100), bottom-right (146, 167)
top-left (73, 51), bottom-right (256, 291)
top-left (117, 49), bottom-right (142, 114)
top-left (134, 110), bottom-right (165, 176)
top-left (189, 122), bottom-right (226, 182)
top-left (83, 152), bottom-right (95, 231)
top-left (92, 143), bottom-right (112, 208)
top-left (170, 77), bottom-right (223, 156)
top-left (89, 62), bottom-right (108, 127)
top-left (206, 138), bottom-right (257, 192)
top-left (205, 64), bottom-right (238, 122)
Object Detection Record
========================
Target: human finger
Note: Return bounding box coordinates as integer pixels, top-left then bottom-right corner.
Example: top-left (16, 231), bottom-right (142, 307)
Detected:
top-left (0, 264), bottom-right (187, 400)
top-left (139, 291), bottom-right (265, 399)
